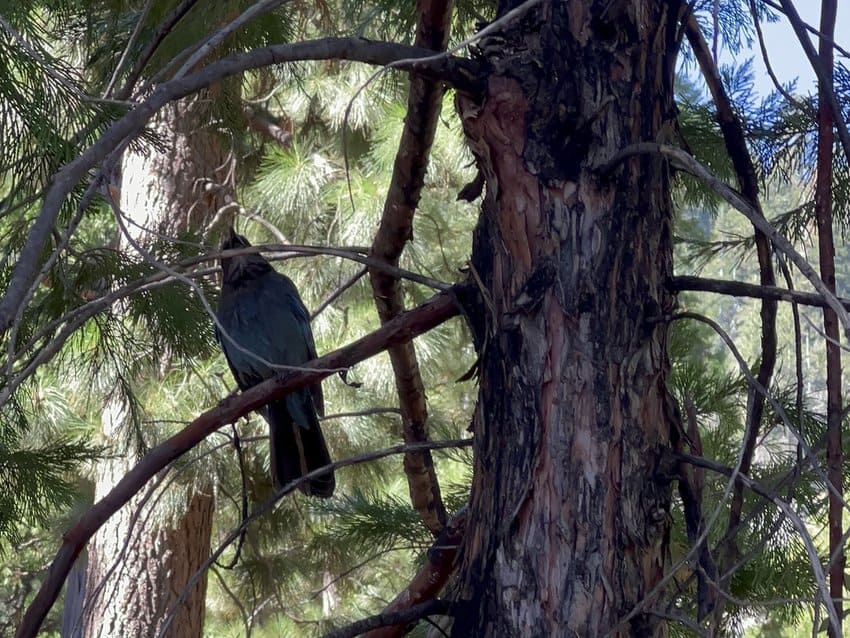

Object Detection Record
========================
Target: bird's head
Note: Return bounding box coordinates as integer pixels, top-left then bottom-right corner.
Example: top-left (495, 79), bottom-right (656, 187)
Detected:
top-left (219, 226), bottom-right (272, 285)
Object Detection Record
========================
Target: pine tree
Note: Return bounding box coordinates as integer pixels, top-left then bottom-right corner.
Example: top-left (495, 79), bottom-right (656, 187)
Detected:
top-left (4, 1), bottom-right (850, 637)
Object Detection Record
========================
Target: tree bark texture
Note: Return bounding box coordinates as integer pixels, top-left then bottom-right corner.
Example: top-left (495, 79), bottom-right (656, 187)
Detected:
top-left (79, 95), bottom-right (228, 638)
top-left (454, 2), bottom-right (683, 635)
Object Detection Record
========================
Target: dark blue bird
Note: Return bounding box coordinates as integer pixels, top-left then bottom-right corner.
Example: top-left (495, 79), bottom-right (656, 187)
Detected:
top-left (216, 228), bottom-right (334, 497)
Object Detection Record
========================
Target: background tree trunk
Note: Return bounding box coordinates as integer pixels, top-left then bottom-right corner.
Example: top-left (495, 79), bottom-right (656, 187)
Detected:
top-left (78, 94), bottom-right (230, 638)
top-left (454, 2), bottom-right (683, 635)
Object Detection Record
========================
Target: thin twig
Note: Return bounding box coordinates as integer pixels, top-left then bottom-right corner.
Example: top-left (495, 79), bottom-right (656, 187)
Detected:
top-left (103, 0), bottom-right (153, 98)
top-left (312, 267), bottom-right (367, 320)
top-left (676, 451), bottom-right (840, 636)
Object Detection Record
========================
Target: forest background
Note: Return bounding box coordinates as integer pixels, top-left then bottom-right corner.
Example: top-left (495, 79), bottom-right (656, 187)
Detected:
top-left (2, 1), bottom-right (850, 637)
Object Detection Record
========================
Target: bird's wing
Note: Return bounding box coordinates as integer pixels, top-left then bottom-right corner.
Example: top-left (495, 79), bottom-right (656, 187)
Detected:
top-left (250, 273), bottom-right (324, 425)
top-left (270, 274), bottom-right (326, 417)
top-left (216, 290), bottom-right (276, 389)
top-left (213, 323), bottom-right (246, 391)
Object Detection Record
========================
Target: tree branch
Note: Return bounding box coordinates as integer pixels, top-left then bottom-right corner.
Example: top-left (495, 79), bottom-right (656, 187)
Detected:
top-left (684, 17), bottom-right (778, 615)
top-left (367, 0), bottom-right (454, 535)
top-left (669, 274), bottom-right (850, 310)
top-left (323, 600), bottom-right (452, 638)
top-left (812, 3), bottom-right (844, 633)
top-left (113, 0), bottom-right (200, 99)
top-left (0, 37), bottom-right (481, 337)
top-left (363, 507), bottom-right (467, 638)
top-left (599, 142), bottom-right (850, 335)
top-left (776, 0), bottom-right (850, 162)
top-left (14, 286), bottom-right (465, 638)
top-left (244, 104), bottom-right (293, 147)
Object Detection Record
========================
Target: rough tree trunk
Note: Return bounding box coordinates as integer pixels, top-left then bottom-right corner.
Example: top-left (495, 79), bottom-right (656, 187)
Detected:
top-left (454, 2), bottom-right (683, 635)
top-left (78, 94), bottom-right (230, 638)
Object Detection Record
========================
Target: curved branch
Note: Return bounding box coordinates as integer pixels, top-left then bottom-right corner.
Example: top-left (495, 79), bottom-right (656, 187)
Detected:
top-left (0, 37), bottom-right (480, 337)
top-left (14, 287), bottom-right (464, 638)
top-left (684, 16), bottom-right (778, 618)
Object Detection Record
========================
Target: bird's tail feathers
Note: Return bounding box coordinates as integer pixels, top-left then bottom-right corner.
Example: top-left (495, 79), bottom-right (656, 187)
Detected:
top-left (268, 397), bottom-right (335, 498)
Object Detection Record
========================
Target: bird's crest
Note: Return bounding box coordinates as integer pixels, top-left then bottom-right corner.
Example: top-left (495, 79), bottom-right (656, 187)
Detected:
top-left (219, 226), bottom-right (272, 284)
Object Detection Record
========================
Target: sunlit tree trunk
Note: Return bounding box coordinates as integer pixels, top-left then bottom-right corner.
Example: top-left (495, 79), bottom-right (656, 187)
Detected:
top-left (454, 2), bottom-right (683, 635)
top-left (77, 94), bottom-right (231, 638)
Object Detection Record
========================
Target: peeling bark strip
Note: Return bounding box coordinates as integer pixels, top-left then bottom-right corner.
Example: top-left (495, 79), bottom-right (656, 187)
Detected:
top-left (454, 2), bottom-right (683, 636)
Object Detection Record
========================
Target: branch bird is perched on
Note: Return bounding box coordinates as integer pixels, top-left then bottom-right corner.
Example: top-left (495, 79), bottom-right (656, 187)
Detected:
top-left (216, 227), bottom-right (335, 497)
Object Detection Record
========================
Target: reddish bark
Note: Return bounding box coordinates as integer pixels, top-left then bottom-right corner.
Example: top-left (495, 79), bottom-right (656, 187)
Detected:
top-left (453, 2), bottom-right (683, 635)
top-left (814, 2), bottom-right (844, 633)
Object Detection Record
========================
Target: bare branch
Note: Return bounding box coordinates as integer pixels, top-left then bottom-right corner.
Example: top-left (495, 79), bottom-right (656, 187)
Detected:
top-left (323, 600), bottom-right (452, 638)
top-left (114, 0), bottom-right (201, 99)
top-left (761, 0), bottom-right (850, 59)
top-left (102, 0), bottom-right (153, 98)
top-left (747, 1), bottom-right (812, 113)
top-left (172, 0), bottom-right (293, 79)
top-left (669, 312), bottom-right (842, 508)
top-left (367, 0), bottom-right (454, 537)
top-left (775, 0), bottom-right (850, 162)
top-left (812, 3), bottom-right (845, 630)
top-left (244, 104), bottom-right (293, 148)
top-left (311, 267), bottom-right (367, 320)
top-left (362, 508), bottom-right (466, 638)
top-left (683, 19), bottom-right (778, 612)
top-left (669, 274), bottom-right (850, 309)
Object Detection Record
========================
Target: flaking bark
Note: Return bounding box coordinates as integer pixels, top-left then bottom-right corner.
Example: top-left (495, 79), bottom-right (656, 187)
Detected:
top-left (453, 2), bottom-right (683, 635)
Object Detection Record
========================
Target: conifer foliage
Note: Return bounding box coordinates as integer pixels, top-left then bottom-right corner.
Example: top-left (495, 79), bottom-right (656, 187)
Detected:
top-left (2, 1), bottom-right (850, 636)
